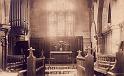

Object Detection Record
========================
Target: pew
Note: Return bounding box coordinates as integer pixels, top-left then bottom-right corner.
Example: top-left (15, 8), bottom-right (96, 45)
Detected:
top-left (77, 57), bottom-right (86, 76)
top-left (6, 55), bottom-right (25, 72)
top-left (76, 50), bottom-right (87, 76)
top-left (26, 47), bottom-right (45, 76)
top-left (94, 54), bottom-right (116, 75)
top-left (76, 50), bottom-right (117, 76)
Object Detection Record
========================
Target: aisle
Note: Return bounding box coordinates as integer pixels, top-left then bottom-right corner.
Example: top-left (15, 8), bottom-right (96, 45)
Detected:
top-left (0, 71), bottom-right (18, 76)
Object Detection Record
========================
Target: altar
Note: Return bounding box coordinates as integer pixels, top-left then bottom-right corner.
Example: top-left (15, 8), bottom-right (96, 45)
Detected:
top-left (50, 51), bottom-right (73, 64)
top-left (43, 36), bottom-right (83, 64)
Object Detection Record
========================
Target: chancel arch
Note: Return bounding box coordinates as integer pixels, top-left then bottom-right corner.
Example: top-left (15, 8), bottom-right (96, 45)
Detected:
top-left (30, 0), bottom-right (90, 63)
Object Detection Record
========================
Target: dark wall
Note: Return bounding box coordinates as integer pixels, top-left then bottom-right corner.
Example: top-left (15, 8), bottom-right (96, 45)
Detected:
top-left (14, 41), bottom-right (29, 57)
top-left (30, 37), bottom-right (50, 58)
top-left (30, 36), bottom-right (84, 59)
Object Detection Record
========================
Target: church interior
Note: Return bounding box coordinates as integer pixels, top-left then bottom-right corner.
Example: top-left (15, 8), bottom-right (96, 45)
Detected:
top-left (0, 0), bottom-right (124, 76)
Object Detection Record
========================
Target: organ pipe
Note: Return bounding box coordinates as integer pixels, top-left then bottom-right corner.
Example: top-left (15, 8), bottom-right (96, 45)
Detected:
top-left (10, 0), bottom-right (29, 35)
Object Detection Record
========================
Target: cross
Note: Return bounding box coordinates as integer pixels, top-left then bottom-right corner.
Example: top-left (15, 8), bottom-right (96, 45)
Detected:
top-left (28, 47), bottom-right (35, 55)
top-left (77, 50), bottom-right (82, 53)
top-left (77, 50), bottom-right (83, 58)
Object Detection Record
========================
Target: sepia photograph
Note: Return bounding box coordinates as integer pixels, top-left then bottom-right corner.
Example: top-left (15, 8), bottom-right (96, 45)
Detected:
top-left (0, 0), bottom-right (124, 76)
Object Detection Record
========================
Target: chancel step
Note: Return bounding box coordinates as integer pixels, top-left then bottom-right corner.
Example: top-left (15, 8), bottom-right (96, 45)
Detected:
top-left (45, 64), bottom-right (77, 76)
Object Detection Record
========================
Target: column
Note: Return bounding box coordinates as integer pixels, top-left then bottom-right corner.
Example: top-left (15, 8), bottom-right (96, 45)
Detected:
top-left (0, 24), bottom-right (11, 70)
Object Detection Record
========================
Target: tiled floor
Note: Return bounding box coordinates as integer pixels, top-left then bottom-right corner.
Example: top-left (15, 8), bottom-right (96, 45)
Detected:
top-left (45, 64), bottom-right (77, 76)
top-left (45, 70), bottom-right (77, 76)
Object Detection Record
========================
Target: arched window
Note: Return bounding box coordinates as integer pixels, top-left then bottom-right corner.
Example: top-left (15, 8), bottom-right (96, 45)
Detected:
top-left (46, 0), bottom-right (76, 36)
top-left (108, 4), bottom-right (111, 23)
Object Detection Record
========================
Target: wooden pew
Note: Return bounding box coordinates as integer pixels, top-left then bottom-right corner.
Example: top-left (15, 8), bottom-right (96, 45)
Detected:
top-left (18, 57), bottom-right (45, 76)
top-left (16, 47), bottom-right (45, 76)
top-left (94, 54), bottom-right (116, 75)
top-left (76, 50), bottom-right (85, 76)
top-left (77, 57), bottom-right (86, 76)
top-left (6, 55), bottom-right (25, 72)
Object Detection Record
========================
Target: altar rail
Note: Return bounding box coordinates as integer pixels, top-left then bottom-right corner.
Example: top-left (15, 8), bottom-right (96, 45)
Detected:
top-left (6, 55), bottom-right (25, 72)
top-left (94, 54), bottom-right (116, 75)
